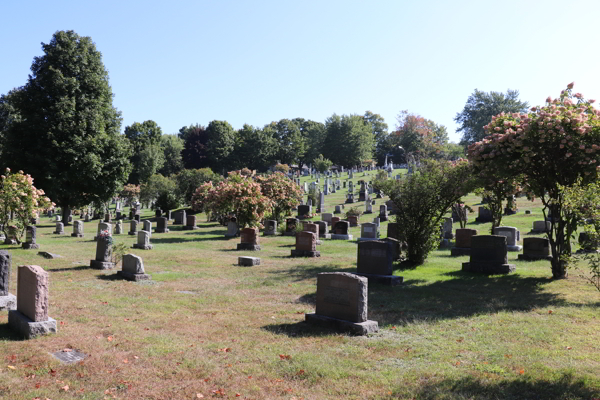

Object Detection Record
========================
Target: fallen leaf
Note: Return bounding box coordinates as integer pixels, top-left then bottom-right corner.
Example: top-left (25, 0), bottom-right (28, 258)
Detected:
top-left (519, 369), bottom-right (525, 374)
top-left (107, 336), bottom-right (113, 342)
top-left (279, 354), bottom-right (292, 360)
top-left (133, 356), bottom-right (139, 359)
top-left (566, 346), bottom-right (572, 350)
top-left (7, 365), bottom-right (15, 370)
top-left (297, 369), bottom-right (305, 375)
top-left (457, 337), bottom-right (464, 343)
top-left (391, 326), bottom-right (397, 330)
top-left (505, 354), bottom-right (512, 358)
top-left (60, 321), bottom-right (66, 326)
top-left (196, 394), bottom-right (204, 399)
top-left (123, 318), bottom-right (129, 322)
top-left (50, 369), bottom-right (57, 376)
top-left (35, 382), bottom-right (41, 388)
top-left (455, 361), bottom-right (461, 366)
top-left (548, 310), bottom-right (553, 314)
top-left (236, 394), bottom-right (241, 397)
top-left (67, 279), bottom-right (72, 282)
top-left (61, 385), bottom-right (69, 391)
top-left (123, 359), bottom-right (128, 363)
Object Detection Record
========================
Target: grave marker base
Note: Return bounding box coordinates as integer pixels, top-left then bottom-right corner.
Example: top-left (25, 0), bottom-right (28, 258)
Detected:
top-left (305, 313), bottom-right (378, 335)
top-left (0, 294), bottom-right (16, 311)
top-left (282, 232), bottom-right (297, 237)
top-left (379, 216), bottom-right (388, 222)
top-left (357, 237), bottom-right (378, 242)
top-left (155, 228), bottom-right (169, 233)
top-left (330, 234), bottom-right (353, 240)
top-left (518, 254), bottom-right (553, 261)
top-left (319, 234), bottom-right (331, 239)
top-left (132, 244), bottom-right (153, 250)
top-left (8, 311), bottom-right (57, 339)
top-left (238, 256), bottom-right (261, 266)
top-left (182, 226), bottom-right (199, 230)
top-left (450, 247), bottom-right (471, 256)
top-left (355, 273), bottom-right (403, 286)
top-left (224, 233), bottom-right (238, 238)
top-left (290, 250), bottom-right (320, 257)
top-left (127, 231), bottom-right (137, 236)
top-left (462, 262), bottom-right (515, 274)
top-left (90, 260), bottom-right (115, 270)
top-left (71, 233), bottom-right (84, 238)
top-left (263, 231), bottom-right (279, 236)
top-left (53, 231), bottom-right (64, 235)
top-left (236, 243), bottom-right (261, 251)
top-left (117, 271), bottom-right (151, 281)
top-left (507, 245), bottom-right (523, 252)
top-left (21, 243), bottom-right (40, 250)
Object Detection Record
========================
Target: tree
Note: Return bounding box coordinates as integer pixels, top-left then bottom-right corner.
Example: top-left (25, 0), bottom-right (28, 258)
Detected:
top-left (268, 119), bottom-right (306, 166)
top-left (137, 143), bottom-right (165, 183)
top-left (0, 89), bottom-right (23, 160)
top-left (158, 134), bottom-right (184, 176)
top-left (468, 83), bottom-right (600, 278)
top-left (181, 124), bottom-right (209, 169)
top-left (474, 176), bottom-right (523, 233)
top-left (322, 114), bottom-right (374, 167)
top-left (139, 174), bottom-right (176, 207)
top-left (174, 168), bottom-right (221, 205)
top-left (120, 184), bottom-right (141, 207)
top-left (364, 111), bottom-right (389, 164)
top-left (2, 30), bottom-right (132, 223)
top-left (294, 118), bottom-right (326, 169)
top-left (205, 120), bottom-right (236, 173)
top-left (256, 172), bottom-right (303, 223)
top-left (455, 89), bottom-right (529, 147)
top-left (386, 159), bottom-right (476, 264)
top-left (124, 120), bottom-right (163, 184)
top-left (313, 154), bottom-right (332, 173)
top-left (232, 124), bottom-right (277, 171)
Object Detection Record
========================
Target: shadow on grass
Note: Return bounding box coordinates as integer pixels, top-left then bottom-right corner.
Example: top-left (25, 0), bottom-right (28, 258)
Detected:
top-left (393, 260), bottom-right (419, 271)
top-left (409, 373), bottom-right (599, 400)
top-left (262, 321), bottom-right (344, 338)
top-left (47, 265), bottom-right (94, 272)
top-left (268, 264), bottom-right (356, 283)
top-left (0, 323), bottom-right (24, 341)
top-left (150, 232), bottom-right (230, 244)
top-left (96, 273), bottom-right (124, 281)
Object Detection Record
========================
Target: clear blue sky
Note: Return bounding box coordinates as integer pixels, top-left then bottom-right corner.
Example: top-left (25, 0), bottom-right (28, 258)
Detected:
top-left (2, 0), bottom-right (599, 143)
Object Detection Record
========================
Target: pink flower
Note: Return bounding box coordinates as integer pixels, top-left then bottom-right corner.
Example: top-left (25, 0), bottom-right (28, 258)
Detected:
top-left (559, 144), bottom-right (565, 149)
top-left (589, 99), bottom-right (596, 104)
top-left (546, 97), bottom-right (552, 103)
top-left (567, 82), bottom-right (575, 89)
top-left (574, 93), bottom-right (583, 99)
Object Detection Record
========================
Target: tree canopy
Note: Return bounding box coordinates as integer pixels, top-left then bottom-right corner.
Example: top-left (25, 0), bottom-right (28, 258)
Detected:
top-left (322, 114), bottom-right (374, 167)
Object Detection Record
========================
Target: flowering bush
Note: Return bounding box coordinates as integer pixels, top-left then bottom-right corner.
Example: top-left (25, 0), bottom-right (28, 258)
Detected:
top-left (97, 229), bottom-right (114, 246)
top-left (474, 176), bottom-right (523, 233)
top-left (0, 168), bottom-right (53, 242)
top-left (121, 184), bottom-right (141, 206)
top-left (468, 83), bottom-right (600, 278)
top-left (274, 164), bottom-right (290, 174)
top-left (255, 172), bottom-right (302, 222)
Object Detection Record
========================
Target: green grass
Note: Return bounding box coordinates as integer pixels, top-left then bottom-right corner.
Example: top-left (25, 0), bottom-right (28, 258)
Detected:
top-left (0, 169), bottom-right (598, 399)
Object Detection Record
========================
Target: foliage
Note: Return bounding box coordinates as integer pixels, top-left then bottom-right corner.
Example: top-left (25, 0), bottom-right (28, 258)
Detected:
top-left (137, 143), bottom-right (165, 183)
top-left (468, 83), bottom-right (600, 278)
top-left (180, 124), bottom-right (208, 169)
top-left (199, 171), bottom-right (273, 229)
top-left (124, 120), bottom-right (163, 184)
top-left (0, 168), bottom-right (53, 242)
top-left (322, 114), bottom-right (374, 167)
top-left (388, 159), bottom-right (476, 264)
top-left (474, 176), bottom-right (523, 233)
top-left (295, 118), bottom-right (326, 169)
top-left (191, 181), bottom-right (214, 216)
top-left (344, 206), bottom-right (362, 219)
top-left (233, 124), bottom-right (277, 172)
top-left (155, 191), bottom-right (180, 212)
top-left (111, 242), bottom-right (129, 267)
top-left (120, 184), bottom-right (141, 206)
top-left (269, 119), bottom-right (306, 166)
top-left (139, 174), bottom-right (176, 207)
top-left (205, 120), bottom-right (236, 173)
top-left (2, 31), bottom-right (132, 223)
top-left (175, 168), bottom-right (221, 205)
top-left (372, 170), bottom-right (391, 193)
top-left (97, 229), bottom-right (114, 246)
top-left (158, 134), bottom-right (184, 177)
top-left (256, 172), bottom-right (302, 223)
top-left (455, 89), bottom-right (529, 147)
top-left (313, 154), bottom-right (332, 173)
top-left (273, 164), bottom-right (290, 174)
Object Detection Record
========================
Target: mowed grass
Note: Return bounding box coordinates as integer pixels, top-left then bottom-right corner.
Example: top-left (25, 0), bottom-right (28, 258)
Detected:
top-left (0, 170), bottom-right (598, 400)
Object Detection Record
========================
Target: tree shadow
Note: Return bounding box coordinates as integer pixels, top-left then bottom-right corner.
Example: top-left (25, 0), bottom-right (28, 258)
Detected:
top-left (268, 263), bottom-right (356, 282)
top-left (183, 229), bottom-right (229, 237)
top-left (96, 273), bottom-right (124, 281)
top-left (150, 235), bottom-right (229, 244)
top-left (0, 323), bottom-right (24, 341)
top-left (393, 260), bottom-right (419, 271)
top-left (47, 265), bottom-right (94, 272)
top-left (262, 321), bottom-right (345, 338)
top-left (411, 373), bottom-right (599, 400)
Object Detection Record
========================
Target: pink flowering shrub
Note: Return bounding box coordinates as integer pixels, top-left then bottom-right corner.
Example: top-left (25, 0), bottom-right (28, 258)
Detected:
top-left (468, 83), bottom-right (600, 278)
top-left (0, 168), bottom-right (53, 242)
top-left (255, 172), bottom-right (302, 223)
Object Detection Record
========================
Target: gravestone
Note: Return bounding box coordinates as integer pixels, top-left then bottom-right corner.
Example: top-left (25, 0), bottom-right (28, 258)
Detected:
top-left (155, 208), bottom-right (162, 219)
top-left (237, 228), bottom-right (261, 251)
top-left (462, 235), bottom-right (515, 274)
top-left (238, 256), bottom-right (261, 266)
top-left (379, 205), bottom-right (388, 222)
top-left (291, 231), bottom-right (320, 257)
top-left (302, 222), bottom-right (321, 245)
top-left (8, 265), bottom-right (57, 339)
top-left (263, 220), bottom-right (277, 236)
top-left (0, 251), bottom-right (16, 311)
top-left (143, 220), bottom-right (152, 236)
top-left (22, 226), bottom-right (40, 250)
top-left (84, 213), bottom-right (90, 222)
top-left (155, 217), bottom-right (169, 233)
top-left (347, 215), bottom-right (359, 227)
top-left (134, 214), bottom-right (141, 223)
top-left (331, 221), bottom-right (353, 240)
top-left (94, 222), bottom-right (112, 241)
top-left (3, 226), bottom-right (16, 244)
top-left (493, 226), bottom-right (522, 251)
top-left (55, 215), bottom-right (61, 222)
top-left (530, 220), bottom-right (551, 234)
top-left (297, 205), bottom-right (312, 219)
top-left (128, 220), bottom-right (139, 235)
top-left (305, 272), bottom-right (378, 335)
top-left (358, 222), bottom-right (378, 242)
top-left (518, 237), bottom-right (552, 261)
top-left (387, 222), bottom-right (399, 240)
top-left (71, 221), bottom-right (84, 238)
top-left (114, 220), bottom-right (123, 235)
top-left (283, 218), bottom-right (299, 236)
top-left (452, 205), bottom-right (469, 223)
top-left (129, 210), bottom-right (134, 220)
top-left (174, 210), bottom-right (186, 225)
top-left (224, 219), bottom-right (238, 238)
top-left (104, 213), bottom-right (111, 223)
top-left (334, 205), bottom-right (342, 214)
top-left (442, 217), bottom-right (454, 239)
top-left (475, 207), bottom-right (493, 223)
top-left (384, 237), bottom-right (401, 261)
top-left (321, 213), bottom-right (333, 224)
top-left (577, 232), bottom-right (598, 253)
top-left (316, 221), bottom-right (331, 239)
top-left (117, 254), bottom-right (151, 281)
top-left (90, 236), bottom-right (115, 269)
top-left (166, 210), bottom-right (172, 221)
top-left (373, 217), bottom-right (380, 228)
top-left (183, 215), bottom-right (198, 230)
top-left (132, 230), bottom-right (153, 250)
top-left (365, 201), bottom-right (373, 214)
top-left (450, 228), bottom-right (478, 256)
top-left (54, 222), bottom-right (64, 235)
top-left (356, 240), bottom-right (403, 285)
top-left (116, 211), bottom-right (122, 220)
top-left (318, 192), bottom-right (326, 213)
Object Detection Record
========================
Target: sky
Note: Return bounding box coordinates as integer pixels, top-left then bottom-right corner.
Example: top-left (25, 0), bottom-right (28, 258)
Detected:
top-left (1, 0), bottom-right (599, 143)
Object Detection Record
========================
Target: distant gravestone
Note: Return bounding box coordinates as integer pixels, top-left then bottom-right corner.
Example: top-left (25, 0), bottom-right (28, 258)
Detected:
top-left (71, 220), bottom-right (84, 238)
top-left (0, 251), bottom-right (16, 311)
top-left (475, 207), bottom-right (493, 223)
top-left (128, 220), bottom-right (139, 236)
top-left (347, 215), bottom-right (359, 227)
top-left (174, 210), bottom-right (186, 225)
top-left (462, 235), bottom-right (515, 274)
top-left (238, 256), bottom-right (261, 266)
top-left (183, 215), bottom-right (198, 230)
top-left (387, 222), bottom-right (398, 240)
top-left (302, 222), bottom-right (321, 245)
top-left (90, 236), bottom-right (115, 270)
top-left (442, 217), bottom-right (454, 240)
top-left (132, 230), bottom-right (153, 250)
top-left (356, 240), bottom-right (402, 285)
top-left (365, 201), bottom-right (373, 214)
top-left (54, 222), bottom-right (64, 235)
top-left (305, 272), bottom-right (378, 335)
top-left (114, 220), bottom-right (123, 235)
top-left (321, 213), bottom-right (333, 224)
top-left (518, 237), bottom-right (552, 261)
top-left (493, 226), bottom-right (522, 251)
top-left (94, 222), bottom-right (112, 241)
top-left (316, 221), bottom-right (331, 239)
top-left (331, 221), bottom-right (353, 240)
top-left (334, 205), bottom-right (342, 214)
top-left (283, 218), bottom-right (298, 236)
top-left (118, 254), bottom-right (151, 281)
top-left (134, 214), bottom-right (141, 223)
top-left (143, 220), bottom-right (152, 236)
top-left (155, 217), bottom-right (169, 233)
top-left (22, 226), bottom-right (40, 250)
top-left (358, 222), bottom-right (378, 242)
top-left (297, 205), bottom-right (311, 219)
top-left (450, 228), bottom-right (478, 256)
top-left (291, 231), bottom-right (320, 257)
top-left (225, 220), bottom-right (239, 238)
top-left (379, 205), bottom-right (388, 222)
top-left (530, 220), bottom-right (551, 234)
top-left (263, 220), bottom-right (277, 236)
top-left (237, 228), bottom-right (261, 251)
top-left (8, 265), bottom-right (57, 339)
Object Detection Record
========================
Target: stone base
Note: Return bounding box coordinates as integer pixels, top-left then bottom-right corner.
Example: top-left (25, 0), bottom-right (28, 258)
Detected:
top-left (237, 243), bottom-right (261, 251)
top-left (357, 237), bottom-right (378, 242)
top-left (379, 216), bottom-right (388, 222)
top-left (355, 273), bottom-right (403, 286)
top-left (291, 249), bottom-right (321, 257)
top-left (507, 245), bottom-right (523, 252)
top-left (504, 209), bottom-right (519, 215)
top-left (8, 311), bottom-right (57, 339)
top-left (349, 223), bottom-right (360, 228)
top-left (238, 256), bottom-right (261, 266)
top-left (518, 254), bottom-right (553, 261)
top-left (282, 231), bottom-right (297, 237)
top-left (529, 229), bottom-right (548, 234)
top-left (319, 234), bottom-right (332, 239)
top-left (90, 260), bottom-right (115, 270)
top-left (132, 244), bottom-right (153, 250)
top-left (462, 262), bottom-right (515, 274)
top-left (3, 239), bottom-right (16, 245)
top-left (22, 243), bottom-right (40, 250)
top-left (316, 240), bottom-right (322, 245)
top-left (0, 293), bottom-right (16, 311)
top-left (305, 313), bottom-right (379, 335)
top-left (53, 231), bottom-right (64, 235)
top-left (155, 228), bottom-right (169, 233)
top-left (345, 200), bottom-right (356, 204)
top-left (224, 233), bottom-right (238, 238)
top-left (182, 226), bottom-right (198, 230)
top-left (444, 234), bottom-right (455, 240)
top-left (575, 249), bottom-right (600, 254)
top-left (364, 211), bottom-right (373, 214)
top-left (117, 271), bottom-right (151, 281)
top-left (330, 234), bottom-right (353, 240)
top-left (475, 217), bottom-right (493, 223)
top-left (71, 233), bottom-right (84, 238)
top-left (450, 247), bottom-right (471, 256)
top-left (127, 231), bottom-right (137, 236)
top-left (263, 231), bottom-right (279, 236)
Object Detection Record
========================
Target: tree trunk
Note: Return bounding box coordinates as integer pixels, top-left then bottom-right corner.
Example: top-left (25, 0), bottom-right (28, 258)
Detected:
top-left (62, 205), bottom-right (71, 226)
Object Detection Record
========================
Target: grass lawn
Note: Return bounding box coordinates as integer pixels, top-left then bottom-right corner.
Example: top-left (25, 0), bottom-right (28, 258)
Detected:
top-left (0, 169), bottom-right (598, 400)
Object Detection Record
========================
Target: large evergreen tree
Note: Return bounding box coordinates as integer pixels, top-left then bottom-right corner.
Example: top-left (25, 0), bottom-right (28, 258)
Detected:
top-left (2, 30), bottom-right (132, 222)
top-left (322, 114), bottom-right (374, 167)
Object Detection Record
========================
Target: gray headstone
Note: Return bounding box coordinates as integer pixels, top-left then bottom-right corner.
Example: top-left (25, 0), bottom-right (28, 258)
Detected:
top-left (315, 272), bottom-right (368, 323)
